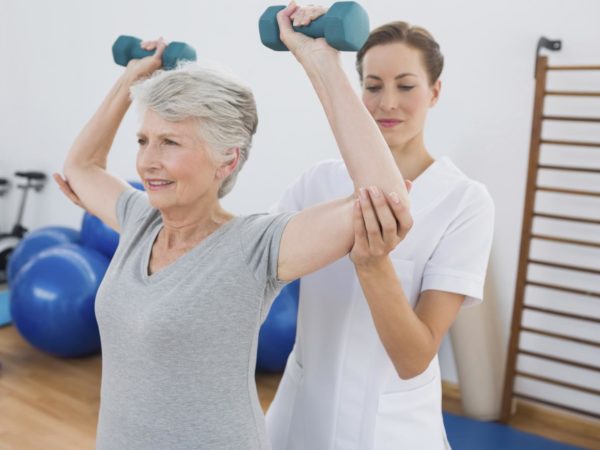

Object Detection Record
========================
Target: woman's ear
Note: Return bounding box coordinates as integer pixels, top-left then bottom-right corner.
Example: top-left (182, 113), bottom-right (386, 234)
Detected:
top-left (215, 148), bottom-right (240, 181)
top-left (429, 79), bottom-right (442, 107)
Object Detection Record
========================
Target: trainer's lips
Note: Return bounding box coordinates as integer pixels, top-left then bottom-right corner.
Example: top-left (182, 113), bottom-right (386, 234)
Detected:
top-left (377, 119), bottom-right (403, 128)
top-left (145, 179), bottom-right (174, 191)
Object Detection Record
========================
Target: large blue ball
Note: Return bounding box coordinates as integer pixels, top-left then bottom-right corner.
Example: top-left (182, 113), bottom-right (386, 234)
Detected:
top-left (79, 180), bottom-right (144, 259)
top-left (7, 226), bottom-right (80, 285)
top-left (10, 243), bottom-right (110, 357)
top-left (257, 279), bottom-right (300, 372)
top-left (80, 212), bottom-right (119, 259)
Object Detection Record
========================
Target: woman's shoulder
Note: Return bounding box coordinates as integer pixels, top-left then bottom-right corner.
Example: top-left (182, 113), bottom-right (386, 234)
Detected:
top-left (435, 157), bottom-right (494, 212)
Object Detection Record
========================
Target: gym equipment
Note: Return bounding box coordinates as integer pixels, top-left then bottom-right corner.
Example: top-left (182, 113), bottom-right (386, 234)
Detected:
top-left (10, 243), bottom-right (109, 357)
top-left (0, 172), bottom-right (46, 284)
top-left (0, 289), bottom-right (10, 327)
top-left (259, 1), bottom-right (369, 51)
top-left (0, 178), bottom-right (8, 197)
top-left (80, 213), bottom-right (119, 259)
top-left (443, 412), bottom-right (581, 450)
top-left (112, 35), bottom-right (197, 70)
top-left (257, 279), bottom-right (300, 372)
top-left (7, 226), bottom-right (80, 285)
top-left (79, 180), bottom-right (144, 259)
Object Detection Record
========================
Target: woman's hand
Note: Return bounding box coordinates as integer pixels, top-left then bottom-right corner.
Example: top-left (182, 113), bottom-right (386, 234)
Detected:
top-left (276, 2), bottom-right (337, 64)
top-left (350, 181), bottom-right (413, 269)
top-left (53, 173), bottom-right (85, 209)
top-left (122, 38), bottom-right (167, 82)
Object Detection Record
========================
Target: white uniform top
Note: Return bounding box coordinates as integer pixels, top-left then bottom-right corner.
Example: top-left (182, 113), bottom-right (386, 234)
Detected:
top-left (266, 157), bottom-right (495, 450)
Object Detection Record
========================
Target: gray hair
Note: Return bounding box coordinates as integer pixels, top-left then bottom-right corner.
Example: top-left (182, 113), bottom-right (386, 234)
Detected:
top-left (130, 62), bottom-right (258, 198)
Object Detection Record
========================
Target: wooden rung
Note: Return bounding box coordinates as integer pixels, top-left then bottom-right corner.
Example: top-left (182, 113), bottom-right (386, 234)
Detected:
top-left (536, 186), bottom-right (600, 197)
top-left (524, 305), bottom-right (600, 324)
top-left (526, 281), bottom-right (600, 298)
top-left (534, 212), bottom-right (600, 225)
top-left (530, 233), bottom-right (600, 248)
top-left (538, 164), bottom-right (600, 173)
top-left (514, 393), bottom-right (600, 420)
top-left (515, 371), bottom-right (600, 396)
top-left (528, 259), bottom-right (600, 275)
top-left (518, 350), bottom-right (600, 372)
top-left (520, 326), bottom-right (600, 348)
top-left (548, 65), bottom-right (600, 71)
top-left (541, 139), bottom-right (600, 148)
top-left (545, 91), bottom-right (600, 97)
top-left (543, 115), bottom-right (600, 123)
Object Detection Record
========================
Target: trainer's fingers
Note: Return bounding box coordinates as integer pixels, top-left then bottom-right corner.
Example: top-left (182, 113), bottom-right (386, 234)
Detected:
top-left (359, 187), bottom-right (383, 251)
top-left (386, 190), bottom-right (413, 241)
top-left (352, 198), bottom-right (369, 250)
top-left (367, 186), bottom-right (398, 245)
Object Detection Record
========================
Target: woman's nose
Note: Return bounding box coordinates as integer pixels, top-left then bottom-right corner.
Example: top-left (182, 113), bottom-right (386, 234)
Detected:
top-left (379, 89), bottom-right (399, 112)
top-left (138, 143), bottom-right (162, 169)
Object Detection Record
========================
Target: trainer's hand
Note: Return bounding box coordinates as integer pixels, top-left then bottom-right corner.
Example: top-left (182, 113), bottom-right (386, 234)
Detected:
top-left (350, 181), bottom-right (413, 268)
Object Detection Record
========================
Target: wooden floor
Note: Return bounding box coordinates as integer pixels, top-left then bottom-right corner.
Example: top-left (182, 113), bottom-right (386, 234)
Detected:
top-left (0, 325), bottom-right (597, 449)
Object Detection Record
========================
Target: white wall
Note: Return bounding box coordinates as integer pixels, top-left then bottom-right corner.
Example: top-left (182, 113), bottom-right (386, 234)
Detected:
top-left (1, 0), bottom-right (599, 409)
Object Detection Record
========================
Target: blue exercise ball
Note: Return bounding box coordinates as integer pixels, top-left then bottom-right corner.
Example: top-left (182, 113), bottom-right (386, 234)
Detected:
top-left (79, 180), bottom-right (144, 259)
top-left (7, 226), bottom-right (80, 286)
top-left (10, 243), bottom-right (110, 357)
top-left (128, 180), bottom-right (145, 191)
top-left (257, 279), bottom-right (300, 372)
top-left (80, 212), bottom-right (119, 259)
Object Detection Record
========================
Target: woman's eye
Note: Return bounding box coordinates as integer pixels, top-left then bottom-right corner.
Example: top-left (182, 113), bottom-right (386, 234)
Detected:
top-left (137, 138), bottom-right (146, 146)
top-left (164, 139), bottom-right (178, 146)
top-left (365, 86), bottom-right (381, 92)
top-left (399, 85), bottom-right (415, 91)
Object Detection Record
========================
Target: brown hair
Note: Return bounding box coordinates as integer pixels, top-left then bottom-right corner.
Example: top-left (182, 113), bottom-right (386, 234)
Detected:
top-left (356, 21), bottom-right (444, 86)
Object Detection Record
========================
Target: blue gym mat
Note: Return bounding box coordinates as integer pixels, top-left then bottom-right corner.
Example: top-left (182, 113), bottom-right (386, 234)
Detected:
top-left (443, 412), bottom-right (585, 449)
top-left (0, 289), bottom-right (11, 327)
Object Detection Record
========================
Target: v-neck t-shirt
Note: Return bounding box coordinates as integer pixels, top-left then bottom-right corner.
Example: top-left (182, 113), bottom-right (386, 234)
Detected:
top-left (95, 188), bottom-right (293, 450)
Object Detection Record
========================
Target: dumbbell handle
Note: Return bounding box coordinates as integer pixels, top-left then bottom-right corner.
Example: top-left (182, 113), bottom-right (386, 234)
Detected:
top-left (287, 7), bottom-right (327, 38)
top-left (125, 41), bottom-right (155, 60)
top-left (112, 35), bottom-right (197, 70)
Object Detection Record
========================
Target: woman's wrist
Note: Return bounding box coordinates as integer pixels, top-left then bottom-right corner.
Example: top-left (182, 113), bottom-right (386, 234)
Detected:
top-left (353, 256), bottom-right (393, 275)
top-left (300, 50), bottom-right (342, 79)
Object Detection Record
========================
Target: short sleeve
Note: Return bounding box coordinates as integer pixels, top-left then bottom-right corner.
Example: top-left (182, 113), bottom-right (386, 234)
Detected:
top-left (116, 188), bottom-right (153, 233)
top-left (269, 159), bottom-right (345, 213)
top-left (239, 213), bottom-right (296, 307)
top-left (421, 184), bottom-right (495, 307)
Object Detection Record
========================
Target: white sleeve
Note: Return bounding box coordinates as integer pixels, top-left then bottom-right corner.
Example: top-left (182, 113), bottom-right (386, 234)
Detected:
top-left (421, 183), bottom-right (495, 307)
top-left (268, 159), bottom-right (341, 214)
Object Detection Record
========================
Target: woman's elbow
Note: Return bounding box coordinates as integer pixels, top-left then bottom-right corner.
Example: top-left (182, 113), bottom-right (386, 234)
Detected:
top-left (394, 356), bottom-right (434, 380)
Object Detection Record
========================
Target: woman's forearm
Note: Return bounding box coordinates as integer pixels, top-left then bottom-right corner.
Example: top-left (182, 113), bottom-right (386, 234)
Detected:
top-left (64, 73), bottom-right (136, 174)
top-left (302, 55), bottom-right (407, 199)
top-left (355, 259), bottom-right (437, 379)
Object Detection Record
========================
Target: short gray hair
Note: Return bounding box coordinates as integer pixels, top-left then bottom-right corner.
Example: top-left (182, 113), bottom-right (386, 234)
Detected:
top-left (130, 62), bottom-right (258, 198)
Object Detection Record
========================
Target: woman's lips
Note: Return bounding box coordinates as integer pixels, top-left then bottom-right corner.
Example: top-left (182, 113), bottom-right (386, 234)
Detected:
top-left (377, 119), bottom-right (403, 128)
top-left (145, 179), bottom-right (174, 191)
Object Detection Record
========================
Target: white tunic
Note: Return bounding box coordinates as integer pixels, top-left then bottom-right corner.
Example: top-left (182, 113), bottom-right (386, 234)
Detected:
top-left (266, 157), bottom-right (495, 450)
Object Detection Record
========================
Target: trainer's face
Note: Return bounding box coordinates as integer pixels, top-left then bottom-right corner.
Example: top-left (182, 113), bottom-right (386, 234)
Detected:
top-left (361, 42), bottom-right (440, 149)
top-left (136, 109), bottom-right (219, 210)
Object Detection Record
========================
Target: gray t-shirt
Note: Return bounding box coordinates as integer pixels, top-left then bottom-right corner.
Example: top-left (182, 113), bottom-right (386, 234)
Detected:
top-left (95, 188), bottom-right (294, 449)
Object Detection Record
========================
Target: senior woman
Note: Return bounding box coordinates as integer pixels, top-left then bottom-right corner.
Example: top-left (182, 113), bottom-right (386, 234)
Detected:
top-left (58, 5), bottom-right (411, 450)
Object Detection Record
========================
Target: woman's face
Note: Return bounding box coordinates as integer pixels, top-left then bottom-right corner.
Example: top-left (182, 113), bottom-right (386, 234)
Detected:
top-left (136, 109), bottom-right (220, 211)
top-left (361, 42), bottom-right (440, 149)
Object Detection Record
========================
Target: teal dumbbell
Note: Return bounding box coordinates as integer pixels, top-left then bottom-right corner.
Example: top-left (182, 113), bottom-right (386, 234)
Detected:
top-left (259, 1), bottom-right (369, 51)
top-left (112, 35), bottom-right (197, 70)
